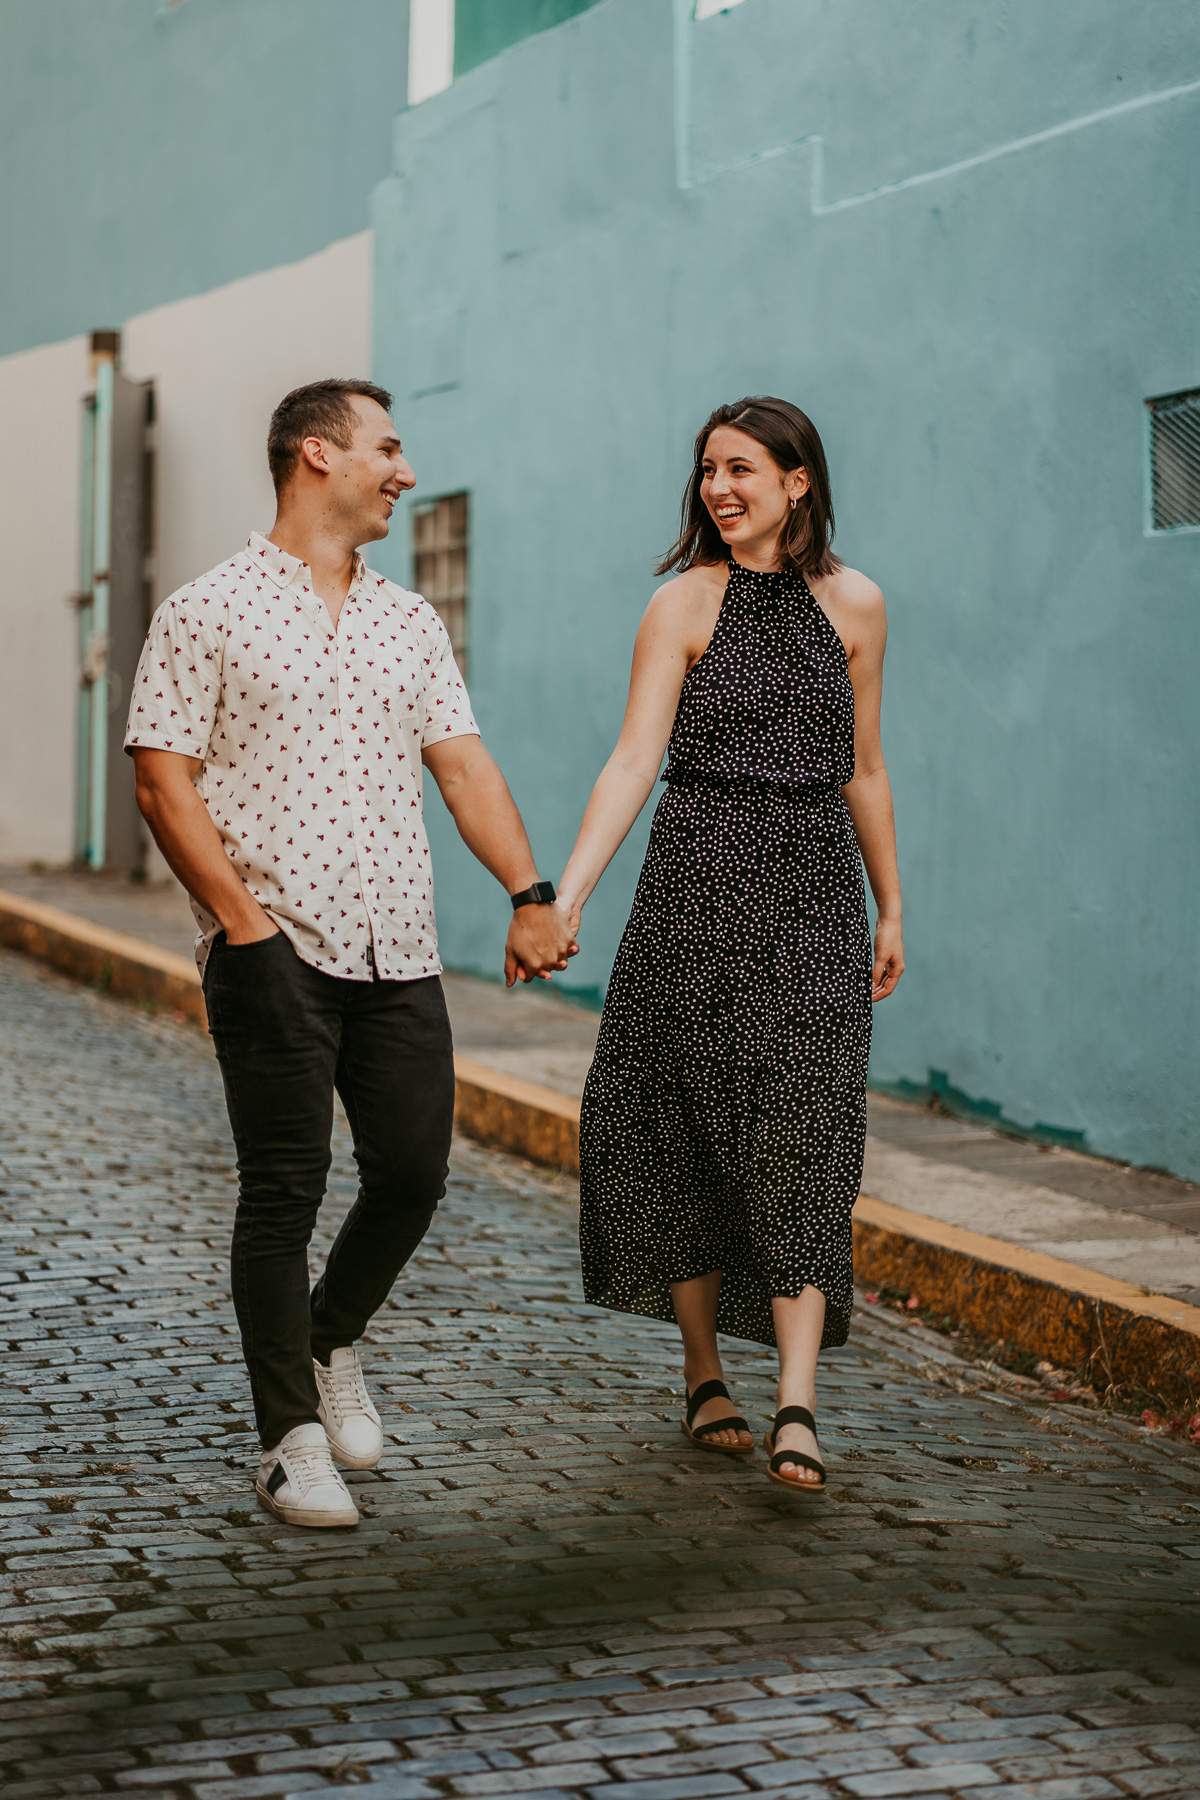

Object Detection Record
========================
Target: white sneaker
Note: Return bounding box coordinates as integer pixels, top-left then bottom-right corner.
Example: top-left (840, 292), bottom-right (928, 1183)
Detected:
top-left (313, 1345), bottom-right (384, 1470)
top-left (256, 1422), bottom-right (359, 1528)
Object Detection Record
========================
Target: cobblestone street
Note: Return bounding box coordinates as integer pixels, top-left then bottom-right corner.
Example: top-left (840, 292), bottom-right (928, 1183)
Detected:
top-left (1, 947), bottom-right (1198, 1800)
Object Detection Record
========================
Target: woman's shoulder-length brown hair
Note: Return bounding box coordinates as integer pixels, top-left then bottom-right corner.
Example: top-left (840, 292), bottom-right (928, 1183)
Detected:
top-left (656, 396), bottom-right (842, 581)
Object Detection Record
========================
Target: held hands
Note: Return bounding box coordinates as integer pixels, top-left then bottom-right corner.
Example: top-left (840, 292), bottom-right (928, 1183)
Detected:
top-left (505, 898), bottom-right (579, 986)
top-left (871, 916), bottom-right (904, 1002)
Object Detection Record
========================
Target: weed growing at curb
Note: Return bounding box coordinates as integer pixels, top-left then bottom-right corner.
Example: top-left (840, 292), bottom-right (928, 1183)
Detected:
top-left (861, 1280), bottom-right (1200, 1445)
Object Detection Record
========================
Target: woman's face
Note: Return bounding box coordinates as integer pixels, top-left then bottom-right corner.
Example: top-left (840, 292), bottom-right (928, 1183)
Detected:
top-left (700, 426), bottom-right (809, 565)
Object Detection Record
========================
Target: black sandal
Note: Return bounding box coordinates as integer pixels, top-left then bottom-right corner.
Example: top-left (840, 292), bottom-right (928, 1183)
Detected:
top-left (764, 1404), bottom-right (827, 1494)
top-left (680, 1379), bottom-right (754, 1456)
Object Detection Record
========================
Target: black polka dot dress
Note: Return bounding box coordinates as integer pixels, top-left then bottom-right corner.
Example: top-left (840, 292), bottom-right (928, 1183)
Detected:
top-left (579, 556), bottom-right (872, 1350)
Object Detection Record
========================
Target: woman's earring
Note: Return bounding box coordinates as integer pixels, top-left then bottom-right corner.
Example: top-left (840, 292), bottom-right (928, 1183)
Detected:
top-left (790, 497), bottom-right (799, 510)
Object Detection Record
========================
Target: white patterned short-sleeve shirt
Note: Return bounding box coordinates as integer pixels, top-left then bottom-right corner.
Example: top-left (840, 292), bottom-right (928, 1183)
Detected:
top-left (124, 532), bottom-right (478, 981)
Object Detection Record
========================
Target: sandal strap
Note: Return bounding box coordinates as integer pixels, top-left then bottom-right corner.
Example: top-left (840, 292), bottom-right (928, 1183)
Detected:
top-left (692, 1414), bottom-right (750, 1440)
top-left (769, 1404), bottom-right (818, 1446)
top-left (769, 1449), bottom-right (826, 1482)
top-left (685, 1379), bottom-right (731, 1426)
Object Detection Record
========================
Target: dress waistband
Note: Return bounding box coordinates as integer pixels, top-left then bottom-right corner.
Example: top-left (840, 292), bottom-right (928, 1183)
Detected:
top-left (664, 769), bottom-right (840, 804)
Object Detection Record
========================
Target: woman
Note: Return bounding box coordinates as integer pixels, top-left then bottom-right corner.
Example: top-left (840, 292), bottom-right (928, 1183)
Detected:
top-left (555, 397), bottom-right (903, 1493)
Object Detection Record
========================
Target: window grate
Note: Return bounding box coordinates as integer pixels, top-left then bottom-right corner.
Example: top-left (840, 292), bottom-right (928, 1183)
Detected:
top-left (413, 492), bottom-right (469, 677)
top-left (1147, 389), bottom-right (1200, 532)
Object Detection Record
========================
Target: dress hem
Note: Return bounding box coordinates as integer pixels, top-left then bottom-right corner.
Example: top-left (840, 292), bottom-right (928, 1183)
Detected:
top-left (581, 1282), bottom-right (852, 1354)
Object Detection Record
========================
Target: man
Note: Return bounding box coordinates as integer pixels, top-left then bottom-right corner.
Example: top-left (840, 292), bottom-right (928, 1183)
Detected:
top-left (127, 378), bottom-right (574, 1528)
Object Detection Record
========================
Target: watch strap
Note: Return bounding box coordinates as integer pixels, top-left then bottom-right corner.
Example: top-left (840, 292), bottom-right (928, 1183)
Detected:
top-left (510, 879), bottom-right (557, 910)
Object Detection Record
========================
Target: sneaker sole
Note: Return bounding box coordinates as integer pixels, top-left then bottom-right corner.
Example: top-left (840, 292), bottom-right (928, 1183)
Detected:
top-left (327, 1441), bottom-right (383, 1471)
top-left (255, 1483), bottom-right (359, 1529)
top-left (316, 1405), bottom-right (383, 1471)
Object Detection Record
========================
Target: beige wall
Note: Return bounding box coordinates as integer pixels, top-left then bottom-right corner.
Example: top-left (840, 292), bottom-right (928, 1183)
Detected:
top-left (0, 334), bottom-right (90, 862)
top-left (0, 231), bottom-right (372, 866)
top-left (125, 230), bottom-right (372, 607)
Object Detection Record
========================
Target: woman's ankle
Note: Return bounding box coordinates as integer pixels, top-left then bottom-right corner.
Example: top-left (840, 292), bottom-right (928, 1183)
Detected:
top-left (683, 1357), bottom-right (725, 1392)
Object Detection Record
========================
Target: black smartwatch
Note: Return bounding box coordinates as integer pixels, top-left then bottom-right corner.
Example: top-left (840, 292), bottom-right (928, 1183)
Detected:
top-left (510, 879), bottom-right (557, 910)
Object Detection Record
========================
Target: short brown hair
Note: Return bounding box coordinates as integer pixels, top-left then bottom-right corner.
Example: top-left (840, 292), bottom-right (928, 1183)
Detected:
top-left (657, 396), bottom-right (842, 580)
top-left (267, 377), bottom-right (394, 496)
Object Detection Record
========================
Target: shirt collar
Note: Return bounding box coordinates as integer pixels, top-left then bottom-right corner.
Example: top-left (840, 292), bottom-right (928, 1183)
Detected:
top-left (247, 531), bottom-right (366, 595)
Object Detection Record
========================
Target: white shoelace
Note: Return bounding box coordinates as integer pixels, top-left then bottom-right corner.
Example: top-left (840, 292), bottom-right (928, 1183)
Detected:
top-left (318, 1374), bottom-right (344, 1426)
top-left (284, 1441), bottom-right (342, 1495)
top-left (318, 1358), bottom-right (372, 1425)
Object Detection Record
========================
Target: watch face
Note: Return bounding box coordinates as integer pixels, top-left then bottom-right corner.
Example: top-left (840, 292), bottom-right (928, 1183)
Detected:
top-left (513, 881), bottom-right (555, 908)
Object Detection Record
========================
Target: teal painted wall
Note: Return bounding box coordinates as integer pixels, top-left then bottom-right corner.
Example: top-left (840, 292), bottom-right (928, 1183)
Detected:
top-left (454, 0), bottom-right (603, 77)
top-left (373, 0), bottom-right (1200, 1179)
top-left (0, 0), bottom-right (410, 357)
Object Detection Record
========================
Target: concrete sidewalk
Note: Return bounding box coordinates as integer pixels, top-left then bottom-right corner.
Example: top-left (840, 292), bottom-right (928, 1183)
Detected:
top-left (2, 862), bottom-right (1199, 1400)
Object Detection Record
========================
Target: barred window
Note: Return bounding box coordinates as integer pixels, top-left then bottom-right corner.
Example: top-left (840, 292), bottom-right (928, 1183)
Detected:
top-left (1147, 390), bottom-right (1200, 532)
top-left (413, 492), bottom-right (469, 676)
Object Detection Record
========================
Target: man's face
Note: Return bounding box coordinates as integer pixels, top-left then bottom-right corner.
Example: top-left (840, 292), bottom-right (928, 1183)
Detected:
top-left (320, 396), bottom-right (415, 544)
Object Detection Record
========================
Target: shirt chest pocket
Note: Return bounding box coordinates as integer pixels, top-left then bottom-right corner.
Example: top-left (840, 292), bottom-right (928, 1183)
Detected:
top-left (367, 647), bottom-right (426, 731)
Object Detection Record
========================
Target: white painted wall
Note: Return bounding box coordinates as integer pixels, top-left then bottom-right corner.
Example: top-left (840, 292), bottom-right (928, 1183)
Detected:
top-left (408, 0), bottom-right (454, 105)
top-left (0, 335), bottom-right (89, 862)
top-left (0, 230), bottom-right (372, 865)
top-left (124, 230), bottom-right (373, 607)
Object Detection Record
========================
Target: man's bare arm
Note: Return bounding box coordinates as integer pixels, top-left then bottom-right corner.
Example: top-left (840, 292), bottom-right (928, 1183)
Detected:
top-left (421, 735), bottom-right (576, 984)
top-left (131, 748), bottom-right (279, 945)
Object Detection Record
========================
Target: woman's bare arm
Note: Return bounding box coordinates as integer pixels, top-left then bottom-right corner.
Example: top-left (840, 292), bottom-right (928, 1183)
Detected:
top-left (815, 569), bottom-right (905, 1001)
top-left (556, 568), bottom-right (724, 933)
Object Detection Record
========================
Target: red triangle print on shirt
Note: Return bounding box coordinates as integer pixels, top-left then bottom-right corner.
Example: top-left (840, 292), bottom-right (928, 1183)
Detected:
top-left (123, 532), bottom-right (478, 982)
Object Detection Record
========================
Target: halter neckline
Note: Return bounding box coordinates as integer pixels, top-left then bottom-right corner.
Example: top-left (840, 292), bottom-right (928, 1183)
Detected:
top-left (728, 553), bottom-right (796, 580)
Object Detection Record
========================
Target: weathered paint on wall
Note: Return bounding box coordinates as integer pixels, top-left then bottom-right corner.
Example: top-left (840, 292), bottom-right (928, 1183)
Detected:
top-left (454, 0), bottom-right (603, 77)
top-left (372, 0), bottom-right (1200, 1179)
top-left (0, 0), bottom-right (407, 359)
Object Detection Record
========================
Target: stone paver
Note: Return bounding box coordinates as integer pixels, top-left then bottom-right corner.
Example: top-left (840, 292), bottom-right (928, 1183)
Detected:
top-left (0, 946), bottom-right (1198, 1800)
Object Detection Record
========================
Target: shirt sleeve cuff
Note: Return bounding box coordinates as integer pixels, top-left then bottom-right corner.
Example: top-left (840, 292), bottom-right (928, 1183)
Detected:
top-left (123, 732), bottom-right (210, 759)
top-left (420, 719), bottom-right (480, 748)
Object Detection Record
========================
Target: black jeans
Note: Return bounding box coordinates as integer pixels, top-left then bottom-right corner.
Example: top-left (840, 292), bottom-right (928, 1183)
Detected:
top-left (204, 931), bottom-right (454, 1450)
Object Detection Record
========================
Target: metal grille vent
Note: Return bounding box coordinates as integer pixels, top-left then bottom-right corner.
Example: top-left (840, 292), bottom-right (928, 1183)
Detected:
top-left (1147, 389), bottom-right (1200, 531)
